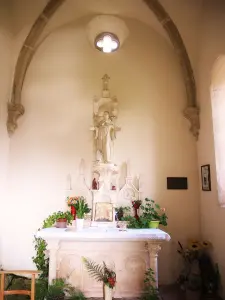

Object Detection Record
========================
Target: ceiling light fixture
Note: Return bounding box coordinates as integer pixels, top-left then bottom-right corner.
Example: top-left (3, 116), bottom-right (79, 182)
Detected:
top-left (95, 32), bottom-right (120, 53)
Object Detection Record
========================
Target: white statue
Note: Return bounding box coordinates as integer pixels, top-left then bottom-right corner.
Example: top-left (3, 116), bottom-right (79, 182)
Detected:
top-left (90, 111), bottom-right (120, 163)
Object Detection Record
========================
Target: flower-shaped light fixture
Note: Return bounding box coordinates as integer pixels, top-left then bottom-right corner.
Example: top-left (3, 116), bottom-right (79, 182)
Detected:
top-left (95, 32), bottom-right (120, 53)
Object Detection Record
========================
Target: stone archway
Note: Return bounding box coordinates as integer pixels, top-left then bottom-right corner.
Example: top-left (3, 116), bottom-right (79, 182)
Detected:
top-left (7, 0), bottom-right (200, 139)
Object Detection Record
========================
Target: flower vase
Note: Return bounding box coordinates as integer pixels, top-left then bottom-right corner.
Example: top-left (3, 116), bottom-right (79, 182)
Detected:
top-left (103, 284), bottom-right (113, 300)
top-left (76, 218), bottom-right (84, 230)
top-left (70, 206), bottom-right (76, 220)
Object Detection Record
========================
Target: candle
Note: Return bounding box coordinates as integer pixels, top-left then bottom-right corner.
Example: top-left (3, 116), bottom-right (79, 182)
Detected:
top-left (127, 160), bottom-right (131, 176)
top-left (137, 174), bottom-right (140, 190)
top-left (67, 174), bottom-right (72, 190)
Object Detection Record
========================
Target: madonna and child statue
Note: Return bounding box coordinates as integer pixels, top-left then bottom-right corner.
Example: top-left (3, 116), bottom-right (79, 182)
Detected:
top-left (90, 75), bottom-right (121, 164)
top-left (90, 111), bottom-right (120, 163)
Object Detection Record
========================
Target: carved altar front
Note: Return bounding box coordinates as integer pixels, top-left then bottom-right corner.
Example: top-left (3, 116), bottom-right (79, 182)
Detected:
top-left (36, 227), bottom-right (170, 298)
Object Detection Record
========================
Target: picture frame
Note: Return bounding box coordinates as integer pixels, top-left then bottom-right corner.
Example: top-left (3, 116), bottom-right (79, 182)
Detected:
top-left (94, 202), bottom-right (114, 222)
top-left (201, 164), bottom-right (211, 191)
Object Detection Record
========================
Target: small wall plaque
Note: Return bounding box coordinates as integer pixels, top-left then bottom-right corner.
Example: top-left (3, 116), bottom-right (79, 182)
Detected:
top-left (167, 177), bottom-right (188, 190)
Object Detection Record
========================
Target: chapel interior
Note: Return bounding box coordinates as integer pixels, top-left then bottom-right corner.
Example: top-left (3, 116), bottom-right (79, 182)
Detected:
top-left (1, 0), bottom-right (225, 299)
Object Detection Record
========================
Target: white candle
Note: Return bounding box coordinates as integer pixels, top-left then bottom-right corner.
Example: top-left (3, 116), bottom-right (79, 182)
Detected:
top-left (67, 174), bottom-right (72, 190)
top-left (127, 160), bottom-right (131, 176)
top-left (137, 174), bottom-right (140, 190)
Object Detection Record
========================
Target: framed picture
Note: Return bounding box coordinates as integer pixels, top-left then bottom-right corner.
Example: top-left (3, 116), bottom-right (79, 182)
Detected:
top-left (94, 202), bottom-right (113, 222)
top-left (201, 164), bottom-right (211, 191)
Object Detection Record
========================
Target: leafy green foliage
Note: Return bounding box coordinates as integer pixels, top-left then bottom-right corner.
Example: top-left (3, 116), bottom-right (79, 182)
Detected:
top-left (35, 278), bottom-right (48, 300)
top-left (122, 198), bottom-right (168, 228)
top-left (74, 197), bottom-right (91, 219)
top-left (68, 290), bottom-right (87, 300)
top-left (141, 268), bottom-right (160, 300)
top-left (33, 237), bottom-right (49, 279)
top-left (199, 253), bottom-right (221, 295)
top-left (141, 198), bottom-right (167, 226)
top-left (46, 279), bottom-right (66, 300)
top-left (82, 258), bottom-right (104, 282)
top-left (115, 206), bottom-right (131, 220)
top-left (33, 211), bottom-right (73, 278)
top-left (82, 257), bottom-right (116, 288)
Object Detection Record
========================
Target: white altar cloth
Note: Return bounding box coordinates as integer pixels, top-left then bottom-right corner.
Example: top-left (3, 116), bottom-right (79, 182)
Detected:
top-left (36, 227), bottom-right (170, 297)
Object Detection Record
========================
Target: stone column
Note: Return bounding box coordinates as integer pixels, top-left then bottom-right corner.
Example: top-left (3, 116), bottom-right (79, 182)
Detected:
top-left (147, 242), bottom-right (161, 288)
top-left (46, 240), bottom-right (59, 284)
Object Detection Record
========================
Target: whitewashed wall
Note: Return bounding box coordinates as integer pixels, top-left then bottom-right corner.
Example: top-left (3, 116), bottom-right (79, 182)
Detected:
top-left (0, 14), bottom-right (201, 285)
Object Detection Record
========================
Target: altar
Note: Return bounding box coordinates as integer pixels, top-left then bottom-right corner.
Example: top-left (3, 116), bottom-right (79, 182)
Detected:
top-left (36, 75), bottom-right (171, 298)
top-left (36, 227), bottom-right (170, 298)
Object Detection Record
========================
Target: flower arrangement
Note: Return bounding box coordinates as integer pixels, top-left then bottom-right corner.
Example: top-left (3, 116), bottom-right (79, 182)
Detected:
top-left (177, 239), bottom-right (220, 297)
top-left (141, 198), bottom-right (168, 226)
top-left (73, 196), bottom-right (91, 219)
top-left (66, 196), bottom-right (78, 207)
top-left (82, 257), bottom-right (116, 289)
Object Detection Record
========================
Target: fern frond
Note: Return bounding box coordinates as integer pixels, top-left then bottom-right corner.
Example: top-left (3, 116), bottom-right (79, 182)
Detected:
top-left (83, 258), bottom-right (104, 282)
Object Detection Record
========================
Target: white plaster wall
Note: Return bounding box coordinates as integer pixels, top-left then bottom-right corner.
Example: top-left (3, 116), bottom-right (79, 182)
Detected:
top-left (0, 0), bottom-right (13, 265)
top-left (2, 16), bottom-right (200, 285)
top-left (197, 0), bottom-right (225, 294)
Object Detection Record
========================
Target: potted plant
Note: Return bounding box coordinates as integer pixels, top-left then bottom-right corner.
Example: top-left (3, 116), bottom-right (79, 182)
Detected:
top-left (74, 197), bottom-right (91, 230)
top-left (82, 257), bottom-right (116, 300)
top-left (53, 211), bottom-right (73, 228)
top-left (141, 198), bottom-right (168, 228)
top-left (177, 240), bottom-right (219, 300)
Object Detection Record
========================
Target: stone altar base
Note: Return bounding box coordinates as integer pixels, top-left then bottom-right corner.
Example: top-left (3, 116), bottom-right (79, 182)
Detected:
top-left (36, 227), bottom-right (170, 298)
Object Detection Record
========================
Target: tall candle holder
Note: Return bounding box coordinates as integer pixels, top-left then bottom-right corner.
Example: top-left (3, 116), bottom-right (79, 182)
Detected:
top-left (132, 200), bottom-right (142, 220)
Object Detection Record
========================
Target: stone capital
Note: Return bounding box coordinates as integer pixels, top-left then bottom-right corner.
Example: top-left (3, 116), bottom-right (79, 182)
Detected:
top-left (46, 239), bottom-right (60, 251)
top-left (147, 242), bottom-right (161, 257)
top-left (183, 106), bottom-right (200, 140)
top-left (7, 103), bottom-right (25, 136)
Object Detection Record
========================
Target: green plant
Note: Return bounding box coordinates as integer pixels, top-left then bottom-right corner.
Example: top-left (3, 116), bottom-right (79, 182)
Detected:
top-left (82, 257), bottom-right (116, 289)
top-left (68, 290), bottom-right (87, 300)
top-left (46, 278), bottom-right (68, 300)
top-left (33, 211), bottom-right (73, 278)
top-left (141, 198), bottom-right (168, 226)
top-left (199, 253), bottom-right (221, 296)
top-left (74, 197), bottom-right (91, 219)
top-left (121, 215), bottom-right (158, 229)
top-left (35, 278), bottom-right (48, 300)
top-left (177, 240), bottom-right (221, 296)
top-left (132, 200), bottom-right (142, 208)
top-left (54, 211), bottom-right (73, 222)
top-left (115, 206), bottom-right (130, 220)
top-left (141, 268), bottom-right (160, 300)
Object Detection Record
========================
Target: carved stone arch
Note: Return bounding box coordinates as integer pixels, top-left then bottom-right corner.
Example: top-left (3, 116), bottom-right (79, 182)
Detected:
top-left (7, 0), bottom-right (199, 138)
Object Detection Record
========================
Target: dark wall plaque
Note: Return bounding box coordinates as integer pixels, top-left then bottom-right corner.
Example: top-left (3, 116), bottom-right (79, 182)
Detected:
top-left (167, 177), bottom-right (188, 190)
